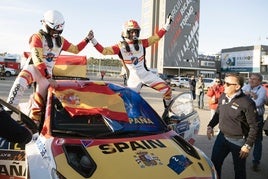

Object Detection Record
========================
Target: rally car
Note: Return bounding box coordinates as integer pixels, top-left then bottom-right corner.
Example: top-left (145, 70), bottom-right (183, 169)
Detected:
top-left (0, 80), bottom-right (215, 179)
top-left (0, 55), bottom-right (215, 179)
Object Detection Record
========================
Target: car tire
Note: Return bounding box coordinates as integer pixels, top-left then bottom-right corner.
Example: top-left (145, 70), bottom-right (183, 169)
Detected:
top-left (5, 71), bottom-right (11, 77)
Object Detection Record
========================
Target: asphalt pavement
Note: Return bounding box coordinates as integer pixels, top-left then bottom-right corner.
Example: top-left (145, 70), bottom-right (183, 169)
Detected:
top-left (0, 75), bottom-right (267, 179)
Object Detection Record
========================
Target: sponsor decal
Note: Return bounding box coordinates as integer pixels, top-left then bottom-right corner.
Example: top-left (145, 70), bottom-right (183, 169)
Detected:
top-left (0, 150), bottom-right (26, 177)
top-left (36, 138), bottom-right (47, 158)
top-left (129, 117), bottom-right (154, 124)
top-left (81, 140), bottom-right (93, 148)
top-left (131, 56), bottom-right (139, 65)
top-left (134, 151), bottom-right (163, 168)
top-left (167, 155), bottom-right (192, 175)
top-left (0, 150), bottom-right (25, 161)
top-left (0, 139), bottom-right (10, 149)
top-left (99, 139), bottom-right (166, 154)
top-left (45, 52), bottom-right (55, 62)
top-left (0, 138), bottom-right (25, 150)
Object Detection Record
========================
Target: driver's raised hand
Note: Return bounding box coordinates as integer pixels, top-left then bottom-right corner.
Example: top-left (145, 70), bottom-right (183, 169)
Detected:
top-left (86, 30), bottom-right (94, 41)
top-left (163, 13), bottom-right (174, 31)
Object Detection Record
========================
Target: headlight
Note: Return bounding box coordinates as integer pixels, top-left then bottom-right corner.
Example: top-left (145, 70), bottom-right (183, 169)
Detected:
top-left (62, 144), bottom-right (96, 178)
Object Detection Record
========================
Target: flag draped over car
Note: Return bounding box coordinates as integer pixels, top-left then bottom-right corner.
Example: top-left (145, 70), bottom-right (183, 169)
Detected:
top-left (53, 82), bottom-right (129, 122)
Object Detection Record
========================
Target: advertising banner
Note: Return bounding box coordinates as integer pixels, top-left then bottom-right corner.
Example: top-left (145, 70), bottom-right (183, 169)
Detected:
top-left (221, 50), bottom-right (254, 72)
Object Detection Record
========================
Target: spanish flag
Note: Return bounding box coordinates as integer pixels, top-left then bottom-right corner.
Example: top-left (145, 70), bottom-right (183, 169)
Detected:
top-left (23, 52), bottom-right (87, 78)
top-left (53, 55), bottom-right (87, 78)
top-left (53, 82), bottom-right (129, 122)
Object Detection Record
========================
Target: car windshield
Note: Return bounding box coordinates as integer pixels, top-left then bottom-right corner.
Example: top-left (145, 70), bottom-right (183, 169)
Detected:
top-left (50, 83), bottom-right (167, 137)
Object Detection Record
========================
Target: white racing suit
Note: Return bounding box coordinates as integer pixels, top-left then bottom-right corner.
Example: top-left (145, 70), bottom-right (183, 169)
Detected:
top-left (91, 27), bottom-right (172, 107)
top-left (7, 31), bottom-right (88, 123)
top-left (120, 43), bottom-right (171, 102)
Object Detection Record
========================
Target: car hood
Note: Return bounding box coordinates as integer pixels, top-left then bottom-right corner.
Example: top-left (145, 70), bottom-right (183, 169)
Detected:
top-left (48, 131), bottom-right (213, 179)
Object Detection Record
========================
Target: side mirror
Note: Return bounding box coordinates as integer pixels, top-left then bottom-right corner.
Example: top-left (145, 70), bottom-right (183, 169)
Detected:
top-left (162, 92), bottom-right (200, 143)
top-left (162, 92), bottom-right (194, 123)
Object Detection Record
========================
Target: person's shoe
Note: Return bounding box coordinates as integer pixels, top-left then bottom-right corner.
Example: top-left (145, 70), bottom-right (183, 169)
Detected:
top-left (252, 163), bottom-right (260, 172)
top-left (264, 130), bottom-right (268, 136)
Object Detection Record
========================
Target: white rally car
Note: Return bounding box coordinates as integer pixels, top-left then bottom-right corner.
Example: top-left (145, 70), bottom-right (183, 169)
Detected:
top-left (0, 55), bottom-right (215, 179)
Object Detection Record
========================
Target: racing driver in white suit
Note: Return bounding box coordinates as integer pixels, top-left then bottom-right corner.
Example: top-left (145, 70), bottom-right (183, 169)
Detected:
top-left (6, 10), bottom-right (93, 125)
top-left (89, 15), bottom-right (173, 108)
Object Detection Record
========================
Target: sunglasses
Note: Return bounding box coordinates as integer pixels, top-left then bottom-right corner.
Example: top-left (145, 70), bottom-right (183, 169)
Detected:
top-left (224, 82), bottom-right (237, 87)
top-left (128, 29), bottom-right (139, 34)
top-left (53, 22), bottom-right (65, 30)
top-left (215, 81), bottom-right (220, 83)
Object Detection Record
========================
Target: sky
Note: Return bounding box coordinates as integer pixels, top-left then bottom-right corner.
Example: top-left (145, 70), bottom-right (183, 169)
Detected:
top-left (1, 0), bottom-right (268, 58)
top-left (199, 0), bottom-right (268, 55)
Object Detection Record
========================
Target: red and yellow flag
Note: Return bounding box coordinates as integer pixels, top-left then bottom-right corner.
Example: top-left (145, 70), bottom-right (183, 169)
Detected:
top-left (53, 82), bottom-right (129, 122)
top-left (53, 55), bottom-right (87, 78)
top-left (23, 52), bottom-right (87, 78)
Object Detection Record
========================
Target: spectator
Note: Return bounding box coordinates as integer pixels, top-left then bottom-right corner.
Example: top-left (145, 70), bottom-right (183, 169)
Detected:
top-left (207, 78), bottom-right (224, 118)
top-left (242, 73), bottom-right (266, 172)
top-left (207, 73), bottom-right (258, 179)
top-left (189, 76), bottom-right (196, 100)
top-left (100, 70), bottom-right (106, 80)
top-left (195, 75), bottom-right (205, 109)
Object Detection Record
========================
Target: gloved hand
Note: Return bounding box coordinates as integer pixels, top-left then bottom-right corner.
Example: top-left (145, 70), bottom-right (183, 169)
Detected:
top-left (85, 30), bottom-right (94, 42)
top-left (207, 126), bottom-right (214, 140)
top-left (91, 37), bottom-right (98, 46)
top-left (163, 13), bottom-right (173, 31)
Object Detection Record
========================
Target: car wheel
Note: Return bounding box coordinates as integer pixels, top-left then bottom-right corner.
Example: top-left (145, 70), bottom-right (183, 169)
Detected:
top-left (5, 71), bottom-right (11, 77)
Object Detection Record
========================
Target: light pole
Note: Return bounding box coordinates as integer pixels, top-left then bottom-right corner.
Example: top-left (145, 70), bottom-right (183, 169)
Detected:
top-left (93, 65), bottom-right (95, 75)
top-left (98, 59), bottom-right (101, 74)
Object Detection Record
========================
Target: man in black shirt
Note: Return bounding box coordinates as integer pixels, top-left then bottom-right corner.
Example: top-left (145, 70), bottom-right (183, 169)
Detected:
top-left (207, 73), bottom-right (258, 179)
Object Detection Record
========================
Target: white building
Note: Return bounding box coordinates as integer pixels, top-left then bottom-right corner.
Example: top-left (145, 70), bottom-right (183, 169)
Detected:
top-left (221, 45), bottom-right (268, 79)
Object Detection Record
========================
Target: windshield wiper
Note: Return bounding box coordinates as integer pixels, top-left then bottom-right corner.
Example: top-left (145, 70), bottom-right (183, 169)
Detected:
top-left (95, 129), bottom-right (162, 138)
